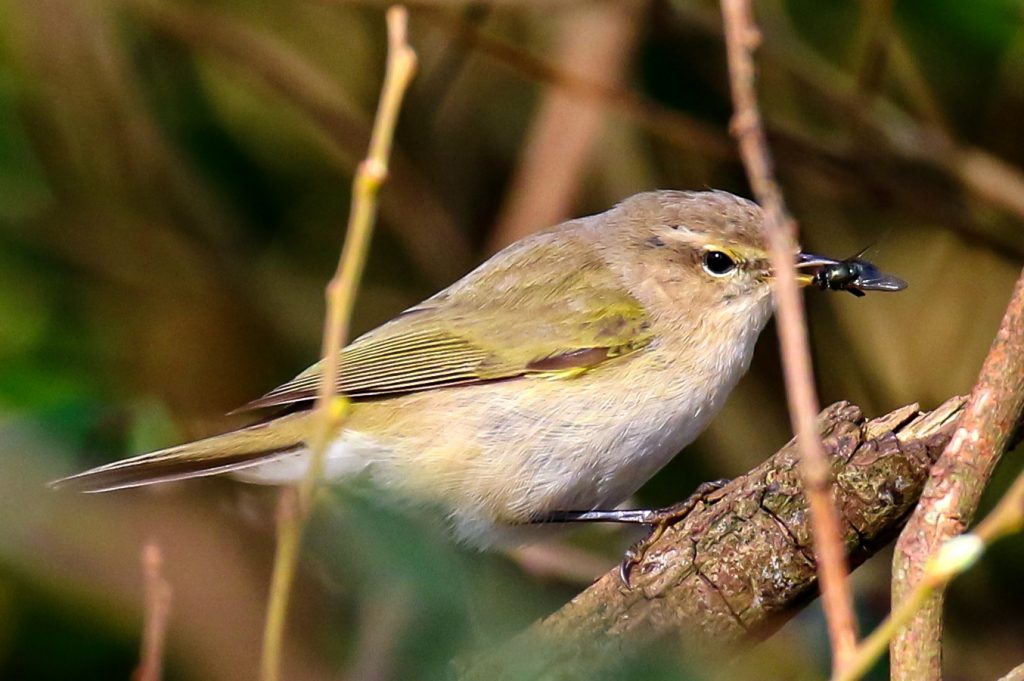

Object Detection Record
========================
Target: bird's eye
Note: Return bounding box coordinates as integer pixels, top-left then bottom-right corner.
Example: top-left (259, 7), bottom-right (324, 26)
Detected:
top-left (702, 250), bottom-right (737, 277)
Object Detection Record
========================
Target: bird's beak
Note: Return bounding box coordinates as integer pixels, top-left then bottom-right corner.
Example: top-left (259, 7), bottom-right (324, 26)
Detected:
top-left (794, 251), bottom-right (840, 287)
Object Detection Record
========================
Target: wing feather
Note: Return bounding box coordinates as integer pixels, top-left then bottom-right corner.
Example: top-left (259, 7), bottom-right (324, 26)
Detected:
top-left (239, 229), bottom-right (655, 411)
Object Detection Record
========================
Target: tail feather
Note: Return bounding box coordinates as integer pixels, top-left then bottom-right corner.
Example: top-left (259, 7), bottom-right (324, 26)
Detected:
top-left (50, 412), bottom-right (313, 493)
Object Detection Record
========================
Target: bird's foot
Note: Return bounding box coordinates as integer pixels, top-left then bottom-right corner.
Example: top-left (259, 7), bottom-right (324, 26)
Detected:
top-left (618, 478), bottom-right (730, 587)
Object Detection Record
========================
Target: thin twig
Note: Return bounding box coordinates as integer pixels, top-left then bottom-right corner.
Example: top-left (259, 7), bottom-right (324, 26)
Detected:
top-left (890, 267), bottom-right (1024, 681)
top-left (719, 0), bottom-right (858, 671)
top-left (258, 8), bottom-right (417, 681)
top-left (134, 540), bottom-right (172, 681)
top-left (835, 467), bottom-right (1024, 681)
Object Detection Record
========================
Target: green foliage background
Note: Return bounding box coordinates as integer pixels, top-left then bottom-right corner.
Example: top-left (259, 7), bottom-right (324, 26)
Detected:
top-left (0, 0), bottom-right (1022, 679)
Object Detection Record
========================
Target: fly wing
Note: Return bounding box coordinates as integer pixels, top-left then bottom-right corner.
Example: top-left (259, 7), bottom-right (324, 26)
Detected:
top-left (849, 260), bottom-right (908, 292)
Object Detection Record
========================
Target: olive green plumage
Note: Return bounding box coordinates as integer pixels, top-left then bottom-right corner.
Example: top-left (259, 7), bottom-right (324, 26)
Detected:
top-left (247, 240), bottom-right (654, 407)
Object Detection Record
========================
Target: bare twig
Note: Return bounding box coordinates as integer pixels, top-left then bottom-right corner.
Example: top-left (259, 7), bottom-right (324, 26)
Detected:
top-left (134, 540), bottom-right (172, 681)
top-left (890, 267), bottom-right (1024, 681)
top-left (260, 487), bottom-right (301, 681)
top-left (835, 467), bottom-right (1024, 681)
top-left (719, 0), bottom-right (858, 671)
top-left (258, 9), bottom-right (417, 681)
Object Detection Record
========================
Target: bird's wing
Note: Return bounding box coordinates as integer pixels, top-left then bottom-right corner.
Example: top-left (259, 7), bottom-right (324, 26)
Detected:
top-left (240, 230), bottom-right (654, 410)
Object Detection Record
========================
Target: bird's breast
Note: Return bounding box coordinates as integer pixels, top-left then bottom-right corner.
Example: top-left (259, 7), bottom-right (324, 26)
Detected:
top-left (313, 317), bottom-right (765, 547)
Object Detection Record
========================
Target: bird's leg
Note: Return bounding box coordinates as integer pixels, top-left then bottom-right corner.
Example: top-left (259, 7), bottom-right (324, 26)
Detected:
top-left (528, 478), bottom-right (731, 586)
top-left (531, 508), bottom-right (662, 524)
top-left (617, 478), bottom-right (730, 585)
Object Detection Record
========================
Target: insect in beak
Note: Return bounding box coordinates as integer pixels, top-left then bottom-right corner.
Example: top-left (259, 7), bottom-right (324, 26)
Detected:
top-left (797, 251), bottom-right (908, 297)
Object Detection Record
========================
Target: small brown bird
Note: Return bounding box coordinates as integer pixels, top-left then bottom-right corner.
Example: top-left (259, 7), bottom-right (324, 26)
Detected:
top-left (53, 190), bottom-right (903, 549)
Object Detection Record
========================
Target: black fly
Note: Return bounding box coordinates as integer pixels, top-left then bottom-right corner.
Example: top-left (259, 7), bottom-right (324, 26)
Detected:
top-left (810, 251), bottom-right (907, 297)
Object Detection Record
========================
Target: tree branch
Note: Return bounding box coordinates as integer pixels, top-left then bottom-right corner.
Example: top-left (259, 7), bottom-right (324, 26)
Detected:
top-left (458, 397), bottom-right (966, 681)
top-left (890, 266), bottom-right (1024, 681)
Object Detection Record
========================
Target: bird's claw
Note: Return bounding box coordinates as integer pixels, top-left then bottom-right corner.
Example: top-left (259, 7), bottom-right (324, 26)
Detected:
top-left (617, 478), bottom-right (731, 587)
top-left (619, 525), bottom-right (669, 586)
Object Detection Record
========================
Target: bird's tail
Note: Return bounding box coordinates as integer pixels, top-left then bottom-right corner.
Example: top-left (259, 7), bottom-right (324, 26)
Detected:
top-left (50, 411), bottom-right (314, 493)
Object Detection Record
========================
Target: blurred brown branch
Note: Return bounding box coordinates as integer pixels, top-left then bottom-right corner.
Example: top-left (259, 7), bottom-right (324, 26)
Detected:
top-left (672, 1), bottom-right (1024, 259)
top-left (0, 457), bottom-right (333, 681)
top-left (850, 0), bottom-right (950, 135)
top-left (720, 0), bottom-right (857, 670)
top-left (752, 2), bottom-right (1024, 228)
top-left (348, 586), bottom-right (411, 681)
top-left (457, 397), bottom-right (966, 681)
top-left (488, 1), bottom-right (643, 249)
top-left (134, 541), bottom-right (172, 681)
top-left (891, 267), bottom-right (1024, 681)
top-left (850, 0), bottom-right (893, 105)
top-left (427, 1), bottom-right (1023, 262)
top-left (419, 8), bottom-right (734, 161)
top-left (131, 0), bottom-right (471, 285)
top-left (883, 29), bottom-right (953, 136)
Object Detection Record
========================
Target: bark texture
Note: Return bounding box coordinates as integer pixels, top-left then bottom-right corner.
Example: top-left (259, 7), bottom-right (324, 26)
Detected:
top-left (458, 396), bottom-right (966, 681)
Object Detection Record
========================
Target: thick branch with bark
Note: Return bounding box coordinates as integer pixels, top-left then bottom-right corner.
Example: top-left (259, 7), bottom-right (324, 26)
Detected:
top-left (458, 397), bottom-right (965, 681)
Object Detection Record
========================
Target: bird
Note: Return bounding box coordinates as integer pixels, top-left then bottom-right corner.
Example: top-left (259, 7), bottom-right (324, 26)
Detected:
top-left (52, 190), bottom-right (887, 552)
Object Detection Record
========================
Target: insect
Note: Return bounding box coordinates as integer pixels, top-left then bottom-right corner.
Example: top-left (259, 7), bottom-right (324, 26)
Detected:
top-left (810, 250), bottom-right (908, 297)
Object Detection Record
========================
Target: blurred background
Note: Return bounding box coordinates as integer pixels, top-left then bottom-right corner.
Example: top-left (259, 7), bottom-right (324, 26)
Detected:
top-left (1, 0), bottom-right (1022, 679)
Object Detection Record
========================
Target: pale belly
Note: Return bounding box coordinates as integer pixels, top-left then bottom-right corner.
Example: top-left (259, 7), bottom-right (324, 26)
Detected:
top-left (236, 335), bottom-right (758, 548)
top-left (448, 356), bottom-right (736, 544)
